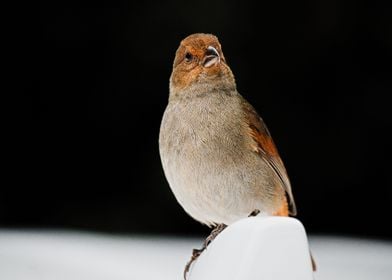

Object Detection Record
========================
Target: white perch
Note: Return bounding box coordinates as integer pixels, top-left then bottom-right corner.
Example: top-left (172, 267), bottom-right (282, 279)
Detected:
top-left (189, 216), bottom-right (314, 280)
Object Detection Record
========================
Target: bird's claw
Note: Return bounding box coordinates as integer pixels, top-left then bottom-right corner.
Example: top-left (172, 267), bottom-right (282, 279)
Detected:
top-left (183, 223), bottom-right (227, 279)
top-left (248, 209), bottom-right (261, 217)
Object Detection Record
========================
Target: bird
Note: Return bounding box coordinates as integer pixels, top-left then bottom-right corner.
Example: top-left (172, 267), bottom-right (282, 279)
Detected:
top-left (159, 33), bottom-right (314, 278)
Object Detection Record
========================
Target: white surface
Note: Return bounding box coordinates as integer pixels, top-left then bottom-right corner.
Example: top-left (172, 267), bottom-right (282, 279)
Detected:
top-left (189, 217), bottom-right (313, 280)
top-left (0, 228), bottom-right (391, 280)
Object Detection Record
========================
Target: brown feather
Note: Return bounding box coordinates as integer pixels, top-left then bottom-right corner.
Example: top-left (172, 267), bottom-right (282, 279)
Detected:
top-left (240, 96), bottom-right (297, 216)
top-left (273, 199), bottom-right (289, 216)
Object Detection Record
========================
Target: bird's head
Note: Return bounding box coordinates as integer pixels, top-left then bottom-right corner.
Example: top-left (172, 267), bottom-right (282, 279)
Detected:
top-left (170, 33), bottom-right (236, 99)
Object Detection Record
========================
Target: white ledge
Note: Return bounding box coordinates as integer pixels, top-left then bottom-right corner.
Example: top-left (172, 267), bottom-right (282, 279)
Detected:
top-left (189, 216), bottom-right (314, 280)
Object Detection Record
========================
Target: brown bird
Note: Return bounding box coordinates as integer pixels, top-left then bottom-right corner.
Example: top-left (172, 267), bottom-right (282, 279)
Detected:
top-left (159, 33), bottom-right (314, 278)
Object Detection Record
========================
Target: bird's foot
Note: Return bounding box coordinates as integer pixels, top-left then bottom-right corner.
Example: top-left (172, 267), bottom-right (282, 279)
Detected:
top-left (204, 223), bottom-right (227, 247)
top-left (183, 248), bottom-right (203, 280)
top-left (183, 223), bottom-right (227, 280)
top-left (248, 209), bottom-right (261, 217)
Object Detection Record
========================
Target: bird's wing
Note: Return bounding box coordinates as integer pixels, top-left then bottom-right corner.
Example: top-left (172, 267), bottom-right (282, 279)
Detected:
top-left (240, 96), bottom-right (297, 216)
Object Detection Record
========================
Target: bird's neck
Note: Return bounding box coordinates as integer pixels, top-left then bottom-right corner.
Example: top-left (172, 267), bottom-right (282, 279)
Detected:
top-left (169, 80), bottom-right (237, 102)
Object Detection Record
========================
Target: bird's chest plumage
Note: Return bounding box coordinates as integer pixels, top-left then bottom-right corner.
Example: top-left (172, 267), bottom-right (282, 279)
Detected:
top-left (160, 95), bottom-right (243, 182)
top-left (159, 94), bottom-right (273, 226)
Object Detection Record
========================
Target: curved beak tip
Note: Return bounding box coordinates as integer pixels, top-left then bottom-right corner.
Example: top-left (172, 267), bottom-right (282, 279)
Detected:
top-left (203, 46), bottom-right (220, 67)
top-left (207, 46), bottom-right (219, 57)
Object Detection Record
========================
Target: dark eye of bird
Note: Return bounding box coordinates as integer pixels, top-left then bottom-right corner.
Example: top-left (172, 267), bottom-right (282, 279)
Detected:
top-left (185, 52), bottom-right (193, 62)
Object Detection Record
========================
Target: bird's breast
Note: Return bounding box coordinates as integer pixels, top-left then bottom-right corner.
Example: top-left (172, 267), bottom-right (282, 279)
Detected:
top-left (159, 94), bottom-right (276, 225)
top-left (160, 94), bottom-right (246, 170)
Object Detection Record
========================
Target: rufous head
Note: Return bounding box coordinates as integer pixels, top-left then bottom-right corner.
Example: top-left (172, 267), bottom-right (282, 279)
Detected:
top-left (170, 33), bottom-right (236, 98)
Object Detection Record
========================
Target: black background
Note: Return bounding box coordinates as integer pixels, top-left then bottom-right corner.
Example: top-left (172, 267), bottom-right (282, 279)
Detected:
top-left (5, 0), bottom-right (392, 238)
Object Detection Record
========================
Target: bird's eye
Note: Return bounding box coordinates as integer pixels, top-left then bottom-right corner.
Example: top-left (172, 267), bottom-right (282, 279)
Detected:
top-left (185, 52), bottom-right (193, 62)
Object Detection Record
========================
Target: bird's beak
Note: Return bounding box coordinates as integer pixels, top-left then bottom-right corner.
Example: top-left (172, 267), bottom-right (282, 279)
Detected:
top-left (202, 46), bottom-right (220, 68)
